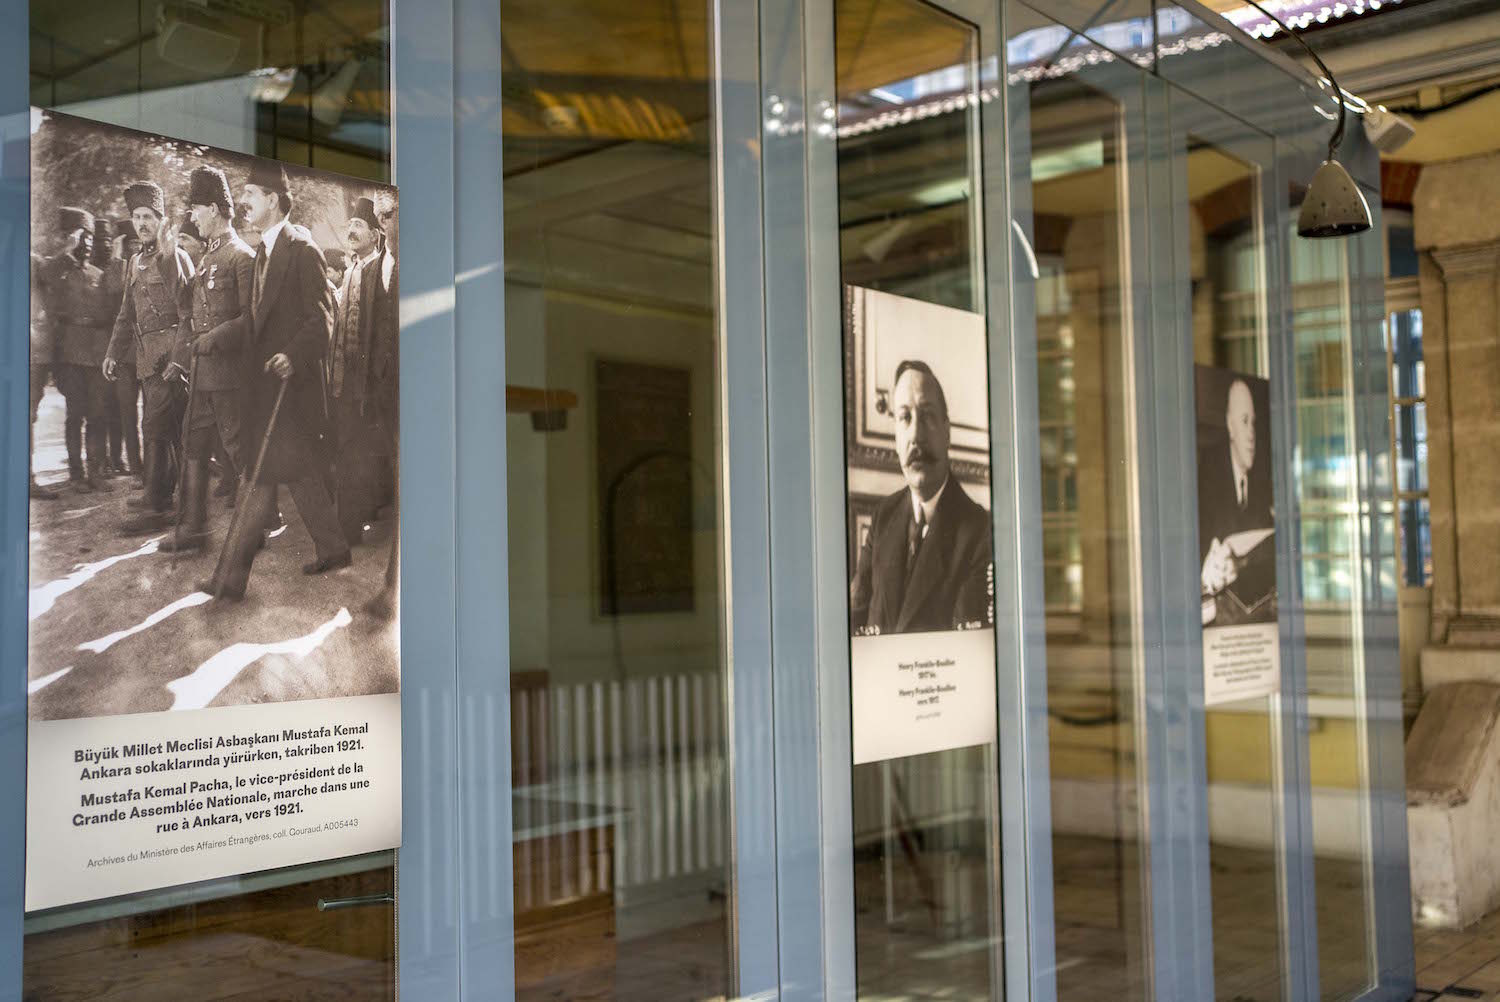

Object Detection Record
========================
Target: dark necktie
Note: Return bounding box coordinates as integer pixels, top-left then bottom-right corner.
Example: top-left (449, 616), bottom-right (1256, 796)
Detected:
top-left (254, 243), bottom-right (269, 310)
top-left (906, 507), bottom-right (925, 577)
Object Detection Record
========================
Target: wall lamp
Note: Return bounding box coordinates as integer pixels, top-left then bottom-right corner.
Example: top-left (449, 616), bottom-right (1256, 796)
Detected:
top-left (1243, 0), bottom-right (1372, 238)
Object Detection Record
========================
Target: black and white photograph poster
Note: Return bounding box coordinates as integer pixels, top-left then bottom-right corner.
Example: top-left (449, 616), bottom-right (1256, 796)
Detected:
top-left (1195, 363), bottom-right (1280, 706)
top-left (845, 285), bottom-right (996, 765)
top-left (25, 110), bottom-right (401, 911)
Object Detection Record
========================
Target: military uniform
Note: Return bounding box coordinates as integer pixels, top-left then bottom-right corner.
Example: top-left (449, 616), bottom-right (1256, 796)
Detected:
top-left (97, 251), bottom-right (140, 475)
top-left (161, 226), bottom-right (254, 553)
top-left (37, 246), bottom-right (115, 487)
top-left (105, 228), bottom-right (194, 523)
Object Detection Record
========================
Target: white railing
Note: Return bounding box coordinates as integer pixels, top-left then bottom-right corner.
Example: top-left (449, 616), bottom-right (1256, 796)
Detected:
top-left (511, 672), bottom-right (728, 907)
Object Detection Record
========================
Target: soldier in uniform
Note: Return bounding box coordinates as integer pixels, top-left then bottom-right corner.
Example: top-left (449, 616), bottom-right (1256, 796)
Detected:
top-left (90, 217), bottom-right (129, 478)
top-left (206, 161), bottom-right (348, 599)
top-left (103, 180), bottom-right (195, 534)
top-left (36, 206), bottom-right (116, 492)
top-left (161, 166), bottom-right (255, 554)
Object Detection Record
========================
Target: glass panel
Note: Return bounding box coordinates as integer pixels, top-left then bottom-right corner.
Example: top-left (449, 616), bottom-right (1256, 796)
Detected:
top-left (1400, 498), bottom-right (1432, 589)
top-left (1187, 135), bottom-right (1284, 1002)
top-left (500, 3), bottom-right (730, 1000)
top-left (1289, 211), bottom-right (1375, 999)
top-left (836, 2), bottom-right (1003, 998)
top-left (26, 3), bottom-right (395, 997)
top-left (1010, 4), bottom-right (1150, 996)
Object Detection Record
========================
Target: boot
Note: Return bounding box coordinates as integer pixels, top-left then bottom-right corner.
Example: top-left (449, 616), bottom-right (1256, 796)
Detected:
top-left (160, 458), bottom-right (210, 554)
top-left (65, 415), bottom-right (84, 487)
top-left (30, 476), bottom-right (59, 501)
top-left (83, 425), bottom-right (111, 492)
top-left (119, 441), bottom-right (174, 535)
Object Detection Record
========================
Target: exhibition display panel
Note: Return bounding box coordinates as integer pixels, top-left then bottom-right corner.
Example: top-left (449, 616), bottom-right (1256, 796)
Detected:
top-left (0, 0), bottom-right (1411, 999)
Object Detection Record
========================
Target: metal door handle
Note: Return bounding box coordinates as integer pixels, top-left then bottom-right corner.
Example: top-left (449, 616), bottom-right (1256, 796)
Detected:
top-left (317, 892), bottom-right (395, 911)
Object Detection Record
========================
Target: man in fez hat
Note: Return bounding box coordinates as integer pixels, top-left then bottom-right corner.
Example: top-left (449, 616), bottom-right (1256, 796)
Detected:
top-left (36, 205), bottom-right (117, 491)
top-left (328, 194), bottom-right (393, 547)
top-left (104, 180), bottom-right (196, 532)
top-left (206, 159), bottom-right (347, 598)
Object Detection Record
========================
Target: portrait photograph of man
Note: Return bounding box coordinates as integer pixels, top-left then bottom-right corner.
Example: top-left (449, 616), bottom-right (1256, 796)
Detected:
top-left (848, 358), bottom-right (992, 636)
top-left (1195, 364), bottom-right (1276, 628)
top-left (845, 286), bottom-right (995, 639)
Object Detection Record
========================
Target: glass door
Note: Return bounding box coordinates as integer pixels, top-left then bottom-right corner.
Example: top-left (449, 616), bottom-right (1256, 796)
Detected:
top-left (20, 4), bottom-right (401, 997)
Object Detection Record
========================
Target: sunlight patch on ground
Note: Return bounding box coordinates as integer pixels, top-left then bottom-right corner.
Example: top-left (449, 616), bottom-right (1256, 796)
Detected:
top-left (28, 665), bottom-right (73, 695)
top-left (77, 591), bottom-right (213, 654)
top-left (165, 607), bottom-right (353, 711)
top-left (29, 537), bottom-right (162, 621)
top-left (60, 504), bottom-right (103, 521)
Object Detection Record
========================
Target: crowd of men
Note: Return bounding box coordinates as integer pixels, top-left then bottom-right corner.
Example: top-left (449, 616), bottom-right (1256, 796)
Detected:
top-left (30, 160), bottom-right (398, 614)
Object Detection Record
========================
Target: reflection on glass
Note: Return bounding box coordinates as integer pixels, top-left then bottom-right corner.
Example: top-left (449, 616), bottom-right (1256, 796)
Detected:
top-left (1291, 221), bottom-right (1376, 1001)
top-left (1009, 7), bottom-right (1149, 992)
top-left (30, 3), bottom-right (390, 182)
top-left (25, 4), bottom-right (395, 997)
top-left (1188, 137), bottom-right (1286, 1002)
top-left (501, 3), bottom-right (729, 1000)
top-left (836, 2), bottom-right (1002, 998)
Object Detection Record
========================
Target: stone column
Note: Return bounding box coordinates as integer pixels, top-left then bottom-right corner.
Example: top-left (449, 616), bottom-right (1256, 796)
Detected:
top-left (1431, 244), bottom-right (1500, 623)
top-left (1413, 153), bottom-right (1500, 677)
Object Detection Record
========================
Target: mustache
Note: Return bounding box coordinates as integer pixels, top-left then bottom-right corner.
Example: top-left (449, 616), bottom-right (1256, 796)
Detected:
top-left (903, 444), bottom-right (932, 466)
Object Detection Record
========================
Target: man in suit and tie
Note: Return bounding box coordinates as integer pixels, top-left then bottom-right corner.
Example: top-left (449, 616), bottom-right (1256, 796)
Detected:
top-left (329, 195), bottom-right (397, 546)
top-left (1199, 376), bottom-right (1274, 596)
top-left (204, 160), bottom-right (349, 600)
top-left (849, 360), bottom-right (992, 636)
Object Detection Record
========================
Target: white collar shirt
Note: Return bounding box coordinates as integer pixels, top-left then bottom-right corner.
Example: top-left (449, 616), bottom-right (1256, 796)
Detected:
top-left (259, 216), bottom-right (290, 257)
top-left (908, 475), bottom-right (949, 537)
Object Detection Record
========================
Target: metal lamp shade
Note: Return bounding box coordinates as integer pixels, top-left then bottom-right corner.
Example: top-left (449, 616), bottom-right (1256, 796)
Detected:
top-left (1297, 158), bottom-right (1372, 238)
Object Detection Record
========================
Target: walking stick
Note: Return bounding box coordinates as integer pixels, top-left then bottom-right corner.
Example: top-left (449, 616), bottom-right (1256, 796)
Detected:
top-left (206, 377), bottom-right (288, 598)
top-left (170, 354), bottom-right (200, 569)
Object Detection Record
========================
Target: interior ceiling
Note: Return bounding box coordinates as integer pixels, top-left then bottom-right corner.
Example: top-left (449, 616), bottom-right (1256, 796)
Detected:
top-left (30, 0), bottom-right (387, 101)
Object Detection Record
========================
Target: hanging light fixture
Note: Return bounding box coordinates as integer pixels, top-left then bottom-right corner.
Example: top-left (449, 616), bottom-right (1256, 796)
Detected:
top-left (1242, 0), bottom-right (1372, 238)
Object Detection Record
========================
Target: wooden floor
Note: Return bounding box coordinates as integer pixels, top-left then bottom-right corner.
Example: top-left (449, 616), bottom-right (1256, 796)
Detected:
top-left (31, 836), bottom-right (1495, 1000)
top-left (1413, 909), bottom-right (1500, 1001)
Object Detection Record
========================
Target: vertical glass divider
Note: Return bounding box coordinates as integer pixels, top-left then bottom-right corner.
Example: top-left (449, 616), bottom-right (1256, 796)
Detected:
top-left (804, 0), bottom-right (860, 995)
top-left (713, 0), bottom-right (781, 993)
top-left (1155, 82), bottom-right (1218, 1000)
top-left (392, 0), bottom-right (463, 995)
top-left (997, 3), bottom-right (1059, 996)
top-left (1265, 139), bottom-right (1322, 1002)
top-left (0, 0), bottom-right (27, 992)
top-left (453, 0), bottom-right (514, 995)
top-left (756, 0), bottom-right (855, 995)
top-left (1347, 164), bottom-right (1416, 997)
top-left (1118, 67), bottom-right (1165, 1002)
